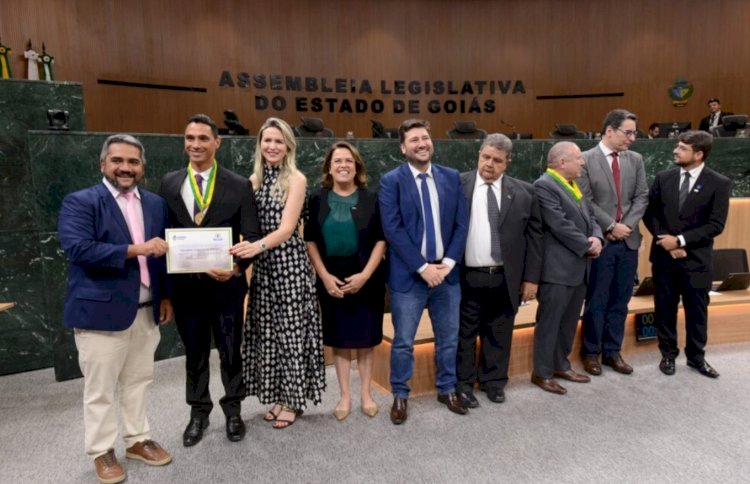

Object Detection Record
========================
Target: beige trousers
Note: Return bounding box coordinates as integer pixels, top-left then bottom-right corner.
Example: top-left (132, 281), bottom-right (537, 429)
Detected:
top-left (75, 307), bottom-right (161, 458)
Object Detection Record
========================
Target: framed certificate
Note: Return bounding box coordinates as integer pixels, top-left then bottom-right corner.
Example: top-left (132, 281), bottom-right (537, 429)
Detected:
top-left (165, 227), bottom-right (233, 274)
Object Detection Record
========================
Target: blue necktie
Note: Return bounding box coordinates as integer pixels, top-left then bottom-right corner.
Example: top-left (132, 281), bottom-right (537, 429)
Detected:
top-left (419, 173), bottom-right (437, 261)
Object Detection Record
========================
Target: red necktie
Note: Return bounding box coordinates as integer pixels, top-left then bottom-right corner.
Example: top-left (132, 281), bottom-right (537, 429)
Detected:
top-left (611, 152), bottom-right (622, 223)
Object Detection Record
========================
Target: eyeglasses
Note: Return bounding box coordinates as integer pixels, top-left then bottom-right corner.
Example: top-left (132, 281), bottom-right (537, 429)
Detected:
top-left (675, 145), bottom-right (694, 152)
top-left (616, 128), bottom-right (638, 138)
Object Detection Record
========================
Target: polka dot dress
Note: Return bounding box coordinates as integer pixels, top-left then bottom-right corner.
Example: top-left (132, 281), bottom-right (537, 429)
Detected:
top-left (243, 165), bottom-right (325, 410)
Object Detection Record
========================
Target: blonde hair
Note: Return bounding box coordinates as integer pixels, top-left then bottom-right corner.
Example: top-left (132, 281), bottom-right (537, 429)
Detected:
top-left (252, 117), bottom-right (298, 202)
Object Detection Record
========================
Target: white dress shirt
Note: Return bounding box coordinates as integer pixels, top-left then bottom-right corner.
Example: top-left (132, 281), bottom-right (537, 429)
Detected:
top-left (465, 173), bottom-right (502, 267)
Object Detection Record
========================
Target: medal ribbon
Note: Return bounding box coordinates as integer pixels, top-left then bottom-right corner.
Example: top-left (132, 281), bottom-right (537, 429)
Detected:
top-left (546, 168), bottom-right (583, 203)
top-left (188, 160), bottom-right (217, 213)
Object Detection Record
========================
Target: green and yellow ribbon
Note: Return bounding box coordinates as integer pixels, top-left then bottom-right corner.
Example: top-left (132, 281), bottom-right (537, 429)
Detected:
top-left (546, 168), bottom-right (583, 203)
top-left (0, 43), bottom-right (12, 79)
top-left (188, 160), bottom-right (217, 213)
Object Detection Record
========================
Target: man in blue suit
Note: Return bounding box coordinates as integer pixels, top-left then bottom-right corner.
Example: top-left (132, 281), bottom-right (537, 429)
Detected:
top-left (379, 119), bottom-right (469, 424)
top-left (59, 134), bottom-right (173, 484)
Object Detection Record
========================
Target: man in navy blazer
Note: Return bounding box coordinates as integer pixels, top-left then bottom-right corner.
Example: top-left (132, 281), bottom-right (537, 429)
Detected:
top-left (644, 130), bottom-right (730, 378)
top-left (59, 134), bottom-right (173, 484)
top-left (379, 119), bottom-right (469, 424)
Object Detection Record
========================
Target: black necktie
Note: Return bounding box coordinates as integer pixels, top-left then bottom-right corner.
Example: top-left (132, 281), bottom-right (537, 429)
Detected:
top-left (678, 172), bottom-right (690, 210)
top-left (486, 183), bottom-right (502, 263)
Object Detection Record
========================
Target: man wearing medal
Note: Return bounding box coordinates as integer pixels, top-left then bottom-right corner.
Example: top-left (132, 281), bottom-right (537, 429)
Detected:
top-left (160, 114), bottom-right (261, 446)
top-left (531, 141), bottom-right (603, 395)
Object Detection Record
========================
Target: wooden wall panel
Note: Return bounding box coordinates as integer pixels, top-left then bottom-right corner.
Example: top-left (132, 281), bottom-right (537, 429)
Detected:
top-left (1, 0), bottom-right (748, 138)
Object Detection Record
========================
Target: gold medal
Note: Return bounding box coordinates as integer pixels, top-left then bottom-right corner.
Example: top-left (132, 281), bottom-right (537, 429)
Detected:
top-left (194, 210), bottom-right (205, 224)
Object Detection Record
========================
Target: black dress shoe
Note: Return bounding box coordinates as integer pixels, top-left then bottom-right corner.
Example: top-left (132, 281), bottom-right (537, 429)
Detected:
top-left (226, 415), bottom-right (246, 442)
top-left (485, 388), bottom-right (506, 403)
top-left (458, 391), bottom-right (479, 408)
top-left (437, 392), bottom-right (469, 415)
top-left (390, 397), bottom-right (408, 425)
top-left (659, 357), bottom-right (676, 375)
top-left (183, 416), bottom-right (209, 447)
top-left (687, 360), bottom-right (720, 378)
top-left (602, 353), bottom-right (634, 375)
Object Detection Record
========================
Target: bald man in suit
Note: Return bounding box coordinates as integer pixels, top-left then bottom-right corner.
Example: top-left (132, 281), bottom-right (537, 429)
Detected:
top-left (532, 142), bottom-right (603, 395)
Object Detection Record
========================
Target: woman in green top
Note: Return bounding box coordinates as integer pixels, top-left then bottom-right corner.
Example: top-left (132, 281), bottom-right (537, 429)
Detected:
top-left (305, 141), bottom-right (387, 421)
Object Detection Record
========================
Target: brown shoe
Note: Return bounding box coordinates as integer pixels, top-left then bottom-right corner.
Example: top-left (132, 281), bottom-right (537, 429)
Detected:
top-left (125, 439), bottom-right (172, 466)
top-left (531, 375), bottom-right (567, 395)
top-left (582, 356), bottom-right (602, 376)
top-left (390, 397), bottom-right (408, 425)
top-left (553, 369), bottom-right (591, 383)
top-left (94, 449), bottom-right (125, 484)
top-left (602, 353), bottom-right (634, 374)
top-left (437, 392), bottom-right (469, 415)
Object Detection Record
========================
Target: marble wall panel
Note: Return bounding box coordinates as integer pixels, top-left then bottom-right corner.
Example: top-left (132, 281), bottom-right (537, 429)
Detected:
top-left (0, 80), bottom-right (84, 233)
top-left (0, 231), bottom-right (54, 374)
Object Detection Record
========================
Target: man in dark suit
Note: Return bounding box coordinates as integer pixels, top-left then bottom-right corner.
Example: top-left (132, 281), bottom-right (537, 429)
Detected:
top-left (379, 118), bottom-right (469, 424)
top-left (578, 110), bottom-right (649, 376)
top-left (644, 130), bottom-right (730, 378)
top-left (159, 114), bottom-right (260, 445)
top-left (59, 134), bottom-right (173, 484)
top-left (699, 98), bottom-right (733, 133)
top-left (455, 133), bottom-right (542, 406)
top-left (532, 141), bottom-right (603, 395)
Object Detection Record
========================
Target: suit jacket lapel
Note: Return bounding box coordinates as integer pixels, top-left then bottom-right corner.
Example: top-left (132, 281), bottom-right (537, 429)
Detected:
top-left (97, 183), bottom-right (132, 242)
top-left (401, 163), bottom-right (423, 227)
top-left (166, 170), bottom-right (195, 227)
top-left (497, 176), bottom-right (514, 228)
top-left (140, 191), bottom-right (154, 239)
top-left (601, 151), bottom-right (617, 195)
top-left (200, 165), bottom-right (225, 227)
top-left (463, 170), bottom-right (476, 216)
top-left (681, 167), bottom-right (707, 214)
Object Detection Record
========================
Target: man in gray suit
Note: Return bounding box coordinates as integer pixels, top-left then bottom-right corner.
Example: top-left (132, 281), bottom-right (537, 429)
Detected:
top-left (577, 110), bottom-right (649, 376)
top-left (456, 134), bottom-right (543, 407)
top-left (532, 142), bottom-right (603, 395)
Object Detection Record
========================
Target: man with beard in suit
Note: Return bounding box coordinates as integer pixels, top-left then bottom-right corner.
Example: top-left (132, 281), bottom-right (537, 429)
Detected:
top-left (644, 130), bottom-right (730, 378)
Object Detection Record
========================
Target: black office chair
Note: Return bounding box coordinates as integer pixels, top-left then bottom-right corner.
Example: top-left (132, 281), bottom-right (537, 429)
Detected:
top-left (220, 110), bottom-right (249, 136)
top-left (446, 121), bottom-right (487, 140)
top-left (711, 248), bottom-right (749, 281)
top-left (295, 117), bottom-right (335, 138)
top-left (371, 119), bottom-right (398, 139)
top-left (505, 132), bottom-right (533, 140)
top-left (550, 123), bottom-right (587, 139)
top-left (710, 115), bottom-right (748, 138)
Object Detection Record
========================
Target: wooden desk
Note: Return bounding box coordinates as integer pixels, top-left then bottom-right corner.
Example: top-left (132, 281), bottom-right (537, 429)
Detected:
top-left (372, 290), bottom-right (750, 396)
top-left (0, 302), bottom-right (16, 313)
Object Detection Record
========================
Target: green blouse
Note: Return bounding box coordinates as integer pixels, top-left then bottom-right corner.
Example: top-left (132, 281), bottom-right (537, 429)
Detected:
top-left (322, 190), bottom-right (359, 257)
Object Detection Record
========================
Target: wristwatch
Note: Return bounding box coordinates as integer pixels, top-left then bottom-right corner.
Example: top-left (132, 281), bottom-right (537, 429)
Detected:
top-left (258, 240), bottom-right (268, 252)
